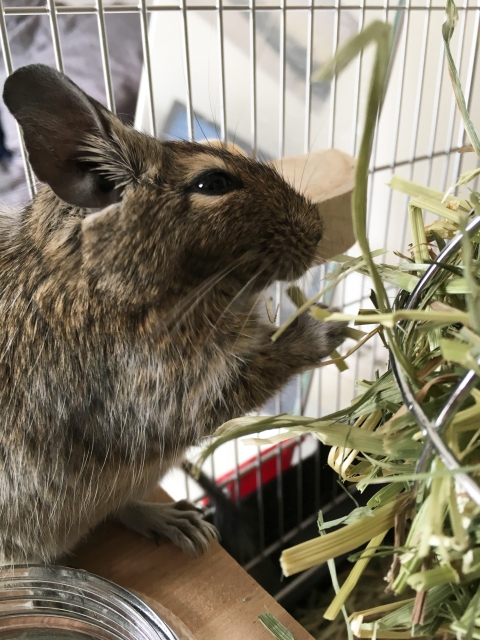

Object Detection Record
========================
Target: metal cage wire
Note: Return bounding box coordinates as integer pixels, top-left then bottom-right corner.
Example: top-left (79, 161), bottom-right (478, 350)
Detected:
top-left (0, 0), bottom-right (479, 592)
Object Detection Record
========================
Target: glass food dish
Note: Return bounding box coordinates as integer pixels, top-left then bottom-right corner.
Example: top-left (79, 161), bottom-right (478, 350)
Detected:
top-left (0, 565), bottom-right (179, 640)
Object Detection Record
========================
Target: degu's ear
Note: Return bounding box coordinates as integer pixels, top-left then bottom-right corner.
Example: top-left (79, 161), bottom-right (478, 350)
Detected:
top-left (3, 64), bottom-right (120, 208)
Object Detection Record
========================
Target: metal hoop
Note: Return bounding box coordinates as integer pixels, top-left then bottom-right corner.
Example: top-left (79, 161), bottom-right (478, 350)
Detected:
top-left (390, 213), bottom-right (480, 504)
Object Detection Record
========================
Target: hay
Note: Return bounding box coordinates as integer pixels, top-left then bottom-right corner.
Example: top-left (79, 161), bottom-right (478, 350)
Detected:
top-left (198, 2), bottom-right (480, 637)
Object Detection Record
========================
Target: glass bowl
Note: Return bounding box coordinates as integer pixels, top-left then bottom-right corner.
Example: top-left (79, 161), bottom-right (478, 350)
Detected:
top-left (0, 565), bottom-right (179, 640)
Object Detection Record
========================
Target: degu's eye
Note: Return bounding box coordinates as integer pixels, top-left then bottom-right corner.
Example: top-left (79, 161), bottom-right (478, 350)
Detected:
top-left (190, 169), bottom-right (241, 196)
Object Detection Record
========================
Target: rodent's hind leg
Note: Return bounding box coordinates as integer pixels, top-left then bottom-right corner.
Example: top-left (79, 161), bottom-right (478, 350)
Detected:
top-left (116, 500), bottom-right (219, 556)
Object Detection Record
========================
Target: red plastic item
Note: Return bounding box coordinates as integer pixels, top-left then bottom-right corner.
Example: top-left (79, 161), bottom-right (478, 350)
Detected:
top-left (202, 439), bottom-right (298, 505)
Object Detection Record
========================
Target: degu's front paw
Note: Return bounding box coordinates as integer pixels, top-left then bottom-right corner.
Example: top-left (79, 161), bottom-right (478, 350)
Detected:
top-left (117, 499), bottom-right (219, 556)
top-left (312, 303), bottom-right (348, 355)
top-left (282, 305), bottom-right (347, 367)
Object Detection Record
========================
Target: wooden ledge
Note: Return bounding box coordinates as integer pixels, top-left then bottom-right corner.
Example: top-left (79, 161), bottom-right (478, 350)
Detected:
top-left (71, 487), bottom-right (314, 640)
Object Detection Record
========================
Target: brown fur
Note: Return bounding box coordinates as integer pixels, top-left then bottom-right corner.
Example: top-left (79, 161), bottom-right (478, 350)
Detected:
top-left (0, 65), bottom-right (346, 565)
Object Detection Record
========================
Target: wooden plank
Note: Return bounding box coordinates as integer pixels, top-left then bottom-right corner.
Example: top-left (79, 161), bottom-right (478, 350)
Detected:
top-left (72, 487), bottom-right (314, 640)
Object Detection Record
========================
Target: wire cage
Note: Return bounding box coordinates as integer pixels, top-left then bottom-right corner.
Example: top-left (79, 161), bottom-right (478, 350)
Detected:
top-left (0, 0), bottom-right (479, 605)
